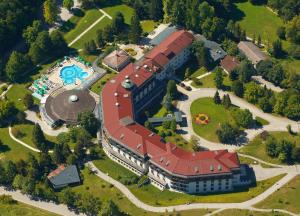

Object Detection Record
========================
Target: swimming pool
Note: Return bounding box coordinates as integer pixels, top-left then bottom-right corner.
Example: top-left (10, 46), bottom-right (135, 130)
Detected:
top-left (60, 65), bottom-right (88, 85)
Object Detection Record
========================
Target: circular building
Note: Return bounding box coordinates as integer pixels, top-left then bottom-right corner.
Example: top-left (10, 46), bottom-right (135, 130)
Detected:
top-left (42, 89), bottom-right (96, 126)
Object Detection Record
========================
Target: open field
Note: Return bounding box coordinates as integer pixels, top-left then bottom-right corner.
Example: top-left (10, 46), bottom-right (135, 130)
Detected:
top-left (0, 196), bottom-right (58, 216)
top-left (190, 97), bottom-right (236, 142)
top-left (0, 128), bottom-right (36, 162)
top-left (12, 124), bottom-right (58, 149)
top-left (63, 9), bottom-right (104, 44)
top-left (233, 1), bottom-right (283, 45)
top-left (70, 166), bottom-right (212, 216)
top-left (255, 175), bottom-right (300, 214)
top-left (103, 4), bottom-right (134, 24)
top-left (239, 132), bottom-right (300, 165)
top-left (94, 154), bottom-right (285, 206)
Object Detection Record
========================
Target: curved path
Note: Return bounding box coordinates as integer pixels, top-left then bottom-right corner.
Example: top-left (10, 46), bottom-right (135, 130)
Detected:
top-left (6, 124), bottom-right (300, 215)
top-left (0, 187), bottom-right (82, 216)
top-left (177, 87), bottom-right (300, 151)
top-left (87, 162), bottom-right (299, 215)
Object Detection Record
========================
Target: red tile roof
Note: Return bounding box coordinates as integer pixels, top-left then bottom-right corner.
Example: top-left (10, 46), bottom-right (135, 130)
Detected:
top-left (101, 30), bottom-right (240, 176)
top-left (220, 56), bottom-right (240, 73)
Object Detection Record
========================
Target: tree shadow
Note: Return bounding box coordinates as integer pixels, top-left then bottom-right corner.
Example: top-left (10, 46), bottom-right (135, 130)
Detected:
top-left (0, 144), bottom-right (11, 153)
top-left (230, 2), bottom-right (246, 22)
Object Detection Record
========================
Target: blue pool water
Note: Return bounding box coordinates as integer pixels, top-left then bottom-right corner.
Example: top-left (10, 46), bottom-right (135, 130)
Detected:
top-left (60, 65), bottom-right (88, 85)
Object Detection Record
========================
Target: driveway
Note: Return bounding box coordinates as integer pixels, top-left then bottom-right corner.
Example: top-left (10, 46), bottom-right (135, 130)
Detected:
top-left (176, 87), bottom-right (300, 151)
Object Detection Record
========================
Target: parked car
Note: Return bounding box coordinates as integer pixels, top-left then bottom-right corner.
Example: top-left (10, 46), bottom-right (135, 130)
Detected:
top-left (179, 82), bottom-right (186, 87)
top-left (185, 86), bottom-right (192, 91)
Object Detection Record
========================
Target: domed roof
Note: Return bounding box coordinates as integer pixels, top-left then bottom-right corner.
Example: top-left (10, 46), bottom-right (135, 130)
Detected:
top-left (121, 78), bottom-right (135, 89)
top-left (45, 89), bottom-right (96, 124)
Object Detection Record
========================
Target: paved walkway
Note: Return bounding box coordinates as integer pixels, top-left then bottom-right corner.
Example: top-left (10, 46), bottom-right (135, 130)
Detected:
top-left (87, 161), bottom-right (299, 215)
top-left (0, 187), bottom-right (82, 216)
top-left (252, 76), bottom-right (284, 93)
top-left (176, 87), bottom-right (300, 151)
top-left (0, 84), bottom-right (12, 99)
top-left (25, 110), bottom-right (68, 136)
top-left (68, 9), bottom-right (112, 47)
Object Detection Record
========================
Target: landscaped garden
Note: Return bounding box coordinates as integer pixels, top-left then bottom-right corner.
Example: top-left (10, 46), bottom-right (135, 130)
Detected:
top-left (239, 131), bottom-right (300, 165)
top-left (93, 154), bottom-right (286, 206)
top-left (255, 175), bottom-right (300, 214)
top-left (90, 72), bottom-right (117, 94)
top-left (190, 97), bottom-right (236, 142)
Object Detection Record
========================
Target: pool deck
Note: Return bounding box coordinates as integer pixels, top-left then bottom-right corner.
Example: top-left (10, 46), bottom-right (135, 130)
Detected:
top-left (48, 58), bottom-right (94, 90)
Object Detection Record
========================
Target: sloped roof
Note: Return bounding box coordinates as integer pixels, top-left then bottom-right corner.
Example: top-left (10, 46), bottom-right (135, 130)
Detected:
top-left (220, 55), bottom-right (240, 73)
top-left (238, 41), bottom-right (267, 64)
top-left (103, 49), bottom-right (130, 70)
top-left (47, 165), bottom-right (80, 187)
top-left (101, 30), bottom-right (240, 177)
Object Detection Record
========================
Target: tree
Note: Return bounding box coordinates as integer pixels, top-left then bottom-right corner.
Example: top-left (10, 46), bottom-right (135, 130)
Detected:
top-left (213, 91), bottom-right (221, 104)
top-left (60, 188), bottom-right (78, 209)
top-left (277, 26), bottom-right (286, 40)
top-left (292, 147), bottom-right (300, 162)
top-left (232, 109), bottom-right (254, 128)
top-left (238, 60), bottom-right (255, 83)
top-left (214, 68), bottom-right (223, 89)
top-left (216, 123), bottom-right (239, 143)
top-left (257, 35), bottom-right (262, 47)
top-left (0, 100), bottom-right (17, 126)
top-left (100, 199), bottom-right (122, 216)
top-left (53, 144), bottom-right (65, 164)
top-left (272, 39), bottom-right (284, 58)
top-left (96, 30), bottom-right (105, 49)
top-left (222, 94), bottom-right (231, 109)
top-left (184, 68), bottom-right (192, 79)
top-left (162, 120), bottom-right (171, 130)
top-left (80, 194), bottom-right (101, 215)
top-left (23, 20), bottom-right (42, 45)
top-left (192, 41), bottom-right (211, 69)
top-left (43, 0), bottom-right (59, 25)
top-left (5, 52), bottom-right (32, 82)
top-left (286, 16), bottom-right (300, 44)
top-left (74, 140), bottom-right (85, 159)
top-left (50, 30), bottom-right (68, 56)
top-left (149, 0), bottom-right (163, 21)
top-left (28, 43), bottom-right (44, 64)
top-left (129, 12), bottom-right (142, 44)
top-left (163, 0), bottom-right (172, 22)
top-left (170, 119), bottom-right (177, 132)
top-left (23, 93), bottom-right (34, 109)
top-left (166, 80), bottom-right (177, 100)
top-left (244, 82), bottom-right (264, 104)
top-left (258, 97), bottom-right (273, 113)
top-left (111, 12), bottom-right (125, 34)
top-left (162, 93), bottom-right (172, 111)
top-left (77, 111), bottom-right (99, 136)
top-left (32, 123), bottom-right (48, 153)
top-left (84, 40), bottom-right (97, 54)
top-left (63, 0), bottom-right (74, 11)
top-left (232, 80), bottom-right (244, 97)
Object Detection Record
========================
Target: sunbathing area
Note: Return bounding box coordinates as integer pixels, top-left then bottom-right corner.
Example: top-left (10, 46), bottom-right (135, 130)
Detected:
top-left (30, 56), bottom-right (94, 99)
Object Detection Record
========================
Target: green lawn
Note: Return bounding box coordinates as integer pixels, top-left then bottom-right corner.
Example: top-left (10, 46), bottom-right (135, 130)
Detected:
top-left (0, 128), bottom-right (36, 162)
top-left (190, 97), bottom-right (236, 142)
top-left (64, 9), bottom-right (104, 44)
top-left (69, 166), bottom-right (212, 216)
top-left (215, 209), bottom-right (287, 216)
top-left (12, 124), bottom-right (58, 149)
top-left (280, 58), bottom-right (300, 75)
top-left (103, 4), bottom-right (134, 25)
top-left (234, 1), bottom-right (284, 45)
top-left (6, 84), bottom-right (33, 111)
top-left (239, 132), bottom-right (300, 165)
top-left (90, 72), bottom-right (117, 94)
top-left (93, 154), bottom-right (285, 205)
top-left (0, 196), bottom-right (58, 216)
top-left (255, 175), bottom-right (300, 214)
top-left (141, 20), bottom-right (157, 33)
top-left (190, 67), bottom-right (208, 78)
top-left (191, 72), bottom-right (232, 89)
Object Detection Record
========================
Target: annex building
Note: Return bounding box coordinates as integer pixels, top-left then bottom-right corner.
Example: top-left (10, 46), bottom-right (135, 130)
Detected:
top-left (99, 30), bottom-right (251, 194)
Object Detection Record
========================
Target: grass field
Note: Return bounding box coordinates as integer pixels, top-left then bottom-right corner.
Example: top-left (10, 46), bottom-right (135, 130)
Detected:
top-left (191, 72), bottom-right (232, 89)
top-left (70, 166), bottom-right (212, 216)
top-left (12, 124), bottom-right (58, 149)
top-left (93, 155), bottom-right (285, 205)
top-left (141, 20), bottom-right (157, 33)
top-left (6, 84), bottom-right (34, 111)
top-left (103, 5), bottom-right (134, 24)
top-left (239, 132), bottom-right (300, 165)
top-left (0, 128), bottom-right (36, 162)
top-left (0, 196), bottom-right (57, 216)
top-left (90, 72), bottom-right (117, 94)
top-left (63, 9), bottom-right (104, 45)
top-left (215, 209), bottom-right (287, 216)
top-left (190, 98), bottom-right (236, 142)
top-left (255, 175), bottom-right (300, 214)
top-left (234, 1), bottom-right (283, 45)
